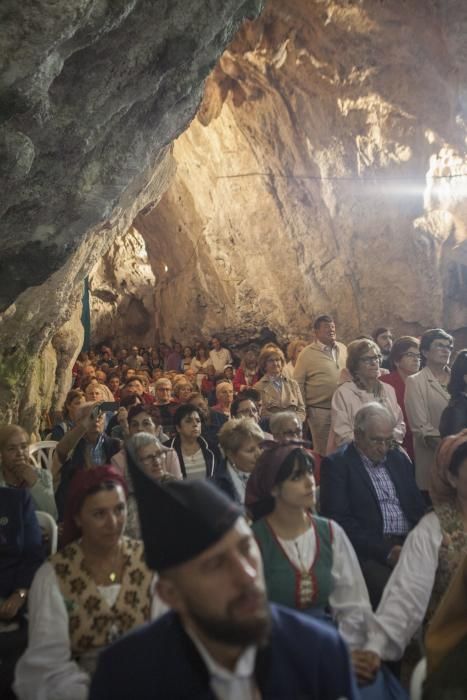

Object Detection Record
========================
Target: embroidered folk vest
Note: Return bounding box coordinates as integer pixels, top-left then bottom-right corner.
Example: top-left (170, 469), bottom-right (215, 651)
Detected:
top-left (253, 516), bottom-right (333, 611)
top-left (427, 503), bottom-right (467, 621)
top-left (51, 537), bottom-right (152, 656)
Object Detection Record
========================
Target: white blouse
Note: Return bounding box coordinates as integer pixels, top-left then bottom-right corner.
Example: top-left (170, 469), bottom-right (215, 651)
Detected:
top-left (278, 520), bottom-right (375, 650)
top-left (366, 511), bottom-right (443, 660)
top-left (14, 562), bottom-right (167, 700)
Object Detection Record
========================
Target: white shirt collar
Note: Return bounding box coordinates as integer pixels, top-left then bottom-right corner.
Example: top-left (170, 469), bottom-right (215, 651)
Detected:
top-left (185, 625), bottom-right (257, 681)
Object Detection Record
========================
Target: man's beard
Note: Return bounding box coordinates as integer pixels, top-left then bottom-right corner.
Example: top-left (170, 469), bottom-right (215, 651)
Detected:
top-left (187, 589), bottom-right (271, 647)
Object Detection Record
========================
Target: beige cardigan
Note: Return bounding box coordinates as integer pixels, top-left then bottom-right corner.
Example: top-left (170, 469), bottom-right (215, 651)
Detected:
top-left (327, 380), bottom-right (405, 455)
top-left (404, 367), bottom-right (450, 490)
top-left (254, 374), bottom-right (306, 422)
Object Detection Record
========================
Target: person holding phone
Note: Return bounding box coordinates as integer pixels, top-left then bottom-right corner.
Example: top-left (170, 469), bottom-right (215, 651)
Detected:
top-left (52, 402), bottom-right (121, 521)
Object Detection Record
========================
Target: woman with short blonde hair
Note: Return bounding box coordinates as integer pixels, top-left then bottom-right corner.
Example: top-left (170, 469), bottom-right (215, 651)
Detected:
top-left (212, 417), bottom-right (264, 504)
top-left (254, 347), bottom-right (306, 422)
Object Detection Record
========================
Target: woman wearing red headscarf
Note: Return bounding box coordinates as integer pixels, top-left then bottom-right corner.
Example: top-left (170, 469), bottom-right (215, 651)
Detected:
top-left (15, 466), bottom-right (165, 700)
top-left (367, 430), bottom-right (467, 664)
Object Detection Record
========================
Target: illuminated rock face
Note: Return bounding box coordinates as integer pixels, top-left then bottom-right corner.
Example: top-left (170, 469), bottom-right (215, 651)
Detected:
top-left (0, 0), bottom-right (264, 429)
top-left (136, 0), bottom-right (467, 347)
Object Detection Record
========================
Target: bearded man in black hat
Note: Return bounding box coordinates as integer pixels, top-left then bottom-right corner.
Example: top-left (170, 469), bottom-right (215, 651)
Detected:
top-left (90, 443), bottom-right (358, 700)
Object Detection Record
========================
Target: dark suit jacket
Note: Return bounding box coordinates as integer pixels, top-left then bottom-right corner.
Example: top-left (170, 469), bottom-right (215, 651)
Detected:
top-left (210, 457), bottom-right (241, 504)
top-left (0, 487), bottom-right (44, 598)
top-left (90, 604), bottom-right (358, 700)
top-left (320, 443), bottom-right (427, 564)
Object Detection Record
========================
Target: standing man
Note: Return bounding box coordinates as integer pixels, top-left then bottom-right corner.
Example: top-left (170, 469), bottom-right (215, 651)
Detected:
top-left (209, 336), bottom-right (233, 378)
top-left (372, 328), bottom-right (393, 371)
top-left (90, 451), bottom-right (359, 700)
top-left (294, 314), bottom-right (347, 455)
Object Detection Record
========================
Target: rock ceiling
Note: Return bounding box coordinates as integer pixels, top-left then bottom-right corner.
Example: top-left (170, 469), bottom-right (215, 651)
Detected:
top-left (1, 0), bottom-right (467, 429)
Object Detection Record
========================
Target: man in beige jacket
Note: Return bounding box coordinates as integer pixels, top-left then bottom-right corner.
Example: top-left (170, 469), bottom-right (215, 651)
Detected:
top-left (294, 315), bottom-right (347, 454)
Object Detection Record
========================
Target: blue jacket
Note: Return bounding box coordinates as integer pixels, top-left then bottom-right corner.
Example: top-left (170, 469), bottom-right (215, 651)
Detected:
top-left (320, 442), bottom-right (427, 564)
top-left (0, 487), bottom-right (44, 598)
top-left (90, 604), bottom-right (358, 700)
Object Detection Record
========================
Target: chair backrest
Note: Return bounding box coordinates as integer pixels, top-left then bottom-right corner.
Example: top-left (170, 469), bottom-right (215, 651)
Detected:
top-left (35, 510), bottom-right (58, 555)
top-left (410, 657), bottom-right (427, 700)
top-left (29, 440), bottom-right (58, 472)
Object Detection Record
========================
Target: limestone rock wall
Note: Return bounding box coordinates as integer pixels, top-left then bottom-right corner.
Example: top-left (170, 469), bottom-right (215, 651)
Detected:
top-left (136, 0), bottom-right (467, 346)
top-left (0, 0), bottom-right (264, 429)
top-left (89, 226), bottom-right (156, 349)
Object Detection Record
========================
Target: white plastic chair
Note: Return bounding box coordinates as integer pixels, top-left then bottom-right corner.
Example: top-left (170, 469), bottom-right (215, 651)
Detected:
top-left (410, 657), bottom-right (427, 700)
top-left (29, 440), bottom-right (57, 472)
top-left (35, 510), bottom-right (58, 555)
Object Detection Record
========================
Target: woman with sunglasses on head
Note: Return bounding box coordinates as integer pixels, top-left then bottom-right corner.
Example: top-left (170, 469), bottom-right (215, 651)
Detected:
top-left (15, 466), bottom-right (164, 700)
top-left (405, 329), bottom-right (453, 491)
top-left (246, 442), bottom-right (407, 699)
top-left (380, 336), bottom-right (421, 462)
top-left (327, 339), bottom-right (405, 455)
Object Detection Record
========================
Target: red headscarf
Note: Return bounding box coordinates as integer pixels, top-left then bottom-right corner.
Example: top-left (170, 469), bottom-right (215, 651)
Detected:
top-left (62, 465), bottom-right (128, 546)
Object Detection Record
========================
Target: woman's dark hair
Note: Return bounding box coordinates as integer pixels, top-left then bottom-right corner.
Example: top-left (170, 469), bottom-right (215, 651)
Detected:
top-left (420, 328), bottom-right (453, 367)
top-left (250, 449), bottom-right (315, 521)
top-left (448, 441), bottom-right (467, 478)
top-left (389, 336), bottom-right (420, 370)
top-left (274, 448), bottom-right (315, 486)
top-left (231, 397), bottom-right (255, 417)
top-left (173, 403), bottom-right (202, 427)
top-left (447, 350), bottom-right (467, 398)
top-left (62, 389), bottom-right (85, 419)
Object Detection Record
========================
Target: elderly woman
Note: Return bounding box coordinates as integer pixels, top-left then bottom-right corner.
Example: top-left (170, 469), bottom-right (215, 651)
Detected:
top-left (212, 418), bottom-right (264, 504)
top-left (15, 466), bottom-right (163, 700)
top-left (254, 346), bottom-right (306, 423)
top-left (0, 488), bottom-right (44, 697)
top-left (124, 433), bottom-right (181, 538)
top-left (233, 349), bottom-right (260, 393)
top-left (49, 389), bottom-right (86, 441)
top-left (164, 404), bottom-right (218, 480)
top-left (380, 336), bottom-right (421, 462)
top-left (439, 349), bottom-right (467, 438)
top-left (111, 405), bottom-right (181, 482)
top-left (327, 339), bottom-right (405, 454)
top-left (172, 379), bottom-right (193, 405)
top-left (211, 381), bottom-right (234, 417)
top-left (246, 442), bottom-right (407, 698)
top-left (405, 328), bottom-right (453, 490)
top-left (0, 425), bottom-right (57, 518)
top-left (367, 430), bottom-right (467, 663)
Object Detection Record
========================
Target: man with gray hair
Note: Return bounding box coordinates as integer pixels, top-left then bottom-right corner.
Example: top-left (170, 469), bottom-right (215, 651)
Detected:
top-left (320, 402), bottom-right (426, 608)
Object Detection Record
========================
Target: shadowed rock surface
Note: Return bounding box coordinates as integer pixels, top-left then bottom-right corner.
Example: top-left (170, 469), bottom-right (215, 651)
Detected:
top-left (0, 0), bottom-right (263, 429)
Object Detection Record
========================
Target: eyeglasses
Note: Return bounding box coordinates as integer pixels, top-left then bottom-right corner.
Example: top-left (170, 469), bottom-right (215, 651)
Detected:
top-left (360, 355), bottom-right (382, 365)
top-left (282, 428), bottom-right (303, 438)
top-left (237, 409), bottom-right (257, 418)
top-left (402, 352), bottom-right (421, 360)
top-left (431, 343), bottom-right (453, 351)
top-left (140, 452), bottom-right (167, 465)
top-left (368, 437), bottom-right (395, 447)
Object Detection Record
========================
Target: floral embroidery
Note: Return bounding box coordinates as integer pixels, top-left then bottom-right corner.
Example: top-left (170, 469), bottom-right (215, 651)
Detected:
top-left (52, 538), bottom-right (152, 656)
top-left (70, 577), bottom-right (87, 595)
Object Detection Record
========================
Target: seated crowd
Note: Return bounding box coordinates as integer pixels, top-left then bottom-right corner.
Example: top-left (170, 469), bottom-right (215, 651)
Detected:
top-left (1, 319), bottom-right (466, 699)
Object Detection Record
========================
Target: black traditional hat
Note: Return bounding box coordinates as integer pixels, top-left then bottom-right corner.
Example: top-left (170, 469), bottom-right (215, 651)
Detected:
top-left (126, 443), bottom-right (242, 571)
